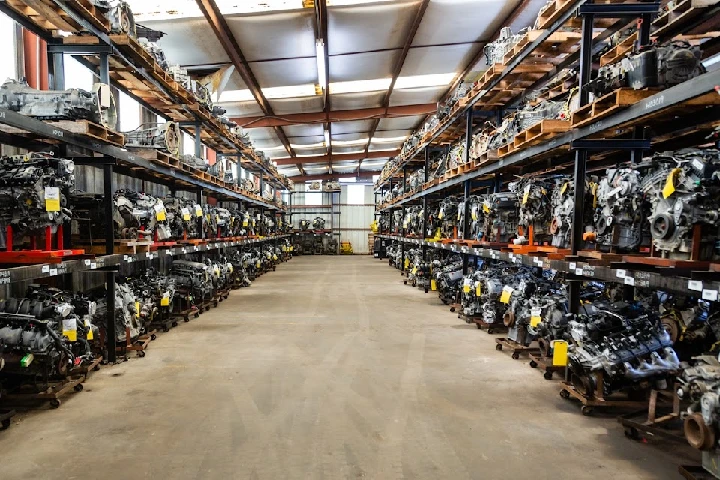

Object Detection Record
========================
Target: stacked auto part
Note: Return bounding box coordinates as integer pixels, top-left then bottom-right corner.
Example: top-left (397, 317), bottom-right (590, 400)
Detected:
top-left (113, 190), bottom-right (171, 241)
top-left (0, 79), bottom-right (117, 128)
top-left (0, 153), bottom-right (75, 249)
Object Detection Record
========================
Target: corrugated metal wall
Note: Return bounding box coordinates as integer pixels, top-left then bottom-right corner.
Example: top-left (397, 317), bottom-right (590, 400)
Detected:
top-left (339, 185), bottom-right (374, 254)
top-left (286, 184), bottom-right (374, 254)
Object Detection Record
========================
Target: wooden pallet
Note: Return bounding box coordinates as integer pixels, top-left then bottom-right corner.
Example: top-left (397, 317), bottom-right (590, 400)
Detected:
top-left (600, 32), bottom-right (638, 67)
top-left (459, 313), bottom-right (507, 334)
top-left (536, 0), bottom-right (576, 30)
top-left (5, 0), bottom-right (110, 35)
top-left (444, 163), bottom-right (473, 179)
top-left (652, 0), bottom-right (717, 40)
top-left (46, 120), bottom-right (124, 146)
top-left (622, 255), bottom-right (711, 270)
top-left (499, 119), bottom-right (571, 157)
top-left (472, 149), bottom-right (499, 167)
top-left (571, 88), bottom-right (658, 128)
top-left (79, 239), bottom-right (152, 255)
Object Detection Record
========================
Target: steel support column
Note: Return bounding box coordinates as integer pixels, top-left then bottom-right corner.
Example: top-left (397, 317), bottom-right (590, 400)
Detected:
top-left (99, 53), bottom-right (109, 85)
top-left (462, 179), bottom-right (471, 275)
top-left (197, 189), bottom-right (204, 239)
top-left (103, 163), bottom-right (116, 362)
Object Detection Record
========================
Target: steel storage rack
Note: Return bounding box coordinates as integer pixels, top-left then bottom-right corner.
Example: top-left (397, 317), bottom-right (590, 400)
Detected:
top-left (0, 0), bottom-right (294, 367)
top-left (286, 188), bottom-right (341, 254)
top-left (374, 0), bottom-right (720, 315)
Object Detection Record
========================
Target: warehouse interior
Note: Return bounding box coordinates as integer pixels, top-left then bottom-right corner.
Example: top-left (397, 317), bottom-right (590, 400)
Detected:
top-left (0, 0), bottom-right (718, 479)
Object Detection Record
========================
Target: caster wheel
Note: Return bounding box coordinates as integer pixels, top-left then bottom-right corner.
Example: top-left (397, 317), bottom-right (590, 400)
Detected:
top-left (424, 289), bottom-right (428, 294)
top-left (560, 389), bottom-right (570, 399)
top-left (544, 371), bottom-right (554, 380)
top-left (624, 427), bottom-right (640, 440)
top-left (173, 321), bottom-right (179, 327)
top-left (511, 352), bottom-right (520, 360)
top-left (1, 419), bottom-right (10, 430)
top-left (101, 360), bottom-right (109, 366)
top-left (74, 383), bottom-right (84, 392)
top-left (403, 280), bottom-right (407, 285)
top-left (137, 350), bottom-right (146, 358)
top-left (50, 399), bottom-right (61, 409)
top-left (487, 328), bottom-right (494, 334)
top-left (93, 365), bottom-right (101, 371)
top-left (151, 334), bottom-right (157, 341)
top-left (581, 406), bottom-right (594, 416)
top-left (476, 323), bottom-right (482, 329)
top-left (529, 360), bottom-right (538, 369)
top-left (450, 307), bottom-right (456, 313)
top-left (495, 344), bottom-right (503, 351)
top-left (194, 313), bottom-right (200, 318)
top-left (163, 326), bottom-right (170, 333)
top-left (122, 356), bottom-right (129, 362)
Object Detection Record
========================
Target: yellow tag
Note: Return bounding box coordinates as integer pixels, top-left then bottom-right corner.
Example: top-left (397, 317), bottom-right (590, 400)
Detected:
top-left (463, 284), bottom-right (470, 294)
top-left (472, 212), bottom-right (478, 221)
top-left (483, 204), bottom-right (490, 213)
top-left (475, 284), bottom-right (481, 297)
top-left (228, 265), bottom-right (233, 273)
top-left (591, 183), bottom-right (598, 208)
top-left (552, 340), bottom-right (569, 366)
top-left (45, 186), bottom-right (60, 212)
top-left (195, 206), bottom-right (203, 217)
top-left (522, 192), bottom-right (529, 205)
top-left (411, 266), bottom-right (417, 274)
top-left (438, 210), bottom-right (444, 220)
top-left (290, 246), bottom-right (294, 251)
top-left (160, 297), bottom-right (170, 306)
top-left (243, 220), bottom-right (249, 227)
top-left (216, 215), bottom-right (220, 224)
top-left (662, 168), bottom-right (680, 199)
top-left (183, 213), bottom-right (191, 221)
top-left (205, 214), bottom-right (210, 221)
top-left (430, 279), bottom-right (437, 291)
top-left (457, 212), bottom-right (461, 221)
top-left (156, 210), bottom-right (166, 221)
top-left (404, 258), bottom-right (410, 269)
top-left (62, 318), bottom-right (77, 341)
top-left (530, 316), bottom-right (542, 327)
top-left (273, 254), bottom-right (278, 261)
top-left (561, 182), bottom-right (568, 194)
top-left (135, 302), bottom-right (140, 315)
top-left (256, 261), bottom-right (261, 268)
top-left (499, 289), bottom-right (512, 304)
top-left (85, 319), bottom-right (93, 340)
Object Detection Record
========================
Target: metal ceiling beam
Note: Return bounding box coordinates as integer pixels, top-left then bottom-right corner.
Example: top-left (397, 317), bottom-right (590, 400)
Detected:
top-left (361, 0), bottom-right (430, 173)
top-left (275, 150), bottom-right (400, 166)
top-left (442, 0), bottom-right (532, 102)
top-left (312, 0), bottom-right (333, 173)
top-left (194, 0), bottom-right (305, 175)
top-left (290, 171), bottom-right (377, 182)
top-left (232, 103), bottom-right (436, 128)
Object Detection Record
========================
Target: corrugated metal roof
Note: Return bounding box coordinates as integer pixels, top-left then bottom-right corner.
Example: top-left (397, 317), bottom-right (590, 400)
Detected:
top-left (136, 0), bottom-right (545, 177)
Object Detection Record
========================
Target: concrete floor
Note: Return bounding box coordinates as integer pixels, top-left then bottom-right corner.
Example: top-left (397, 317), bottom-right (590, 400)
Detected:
top-left (0, 256), bottom-right (694, 479)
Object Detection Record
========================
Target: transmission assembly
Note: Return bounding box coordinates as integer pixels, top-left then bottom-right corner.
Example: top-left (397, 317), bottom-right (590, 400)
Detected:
top-left (0, 79), bottom-right (117, 128)
top-left (124, 122), bottom-right (181, 156)
top-left (0, 153), bottom-right (75, 249)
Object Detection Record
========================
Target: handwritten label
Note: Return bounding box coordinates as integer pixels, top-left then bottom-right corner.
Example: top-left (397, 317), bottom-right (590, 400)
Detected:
top-left (689, 280), bottom-right (703, 292)
top-left (624, 276), bottom-right (635, 286)
top-left (702, 289), bottom-right (719, 302)
top-left (616, 269), bottom-right (626, 279)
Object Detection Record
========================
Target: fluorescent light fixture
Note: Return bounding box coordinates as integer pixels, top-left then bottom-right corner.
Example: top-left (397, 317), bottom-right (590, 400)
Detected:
top-left (339, 177), bottom-right (357, 182)
top-left (316, 40), bottom-right (327, 89)
top-left (125, 0), bottom-right (202, 20)
top-left (332, 148), bottom-right (365, 155)
top-left (370, 136), bottom-right (408, 144)
top-left (216, 0), bottom-right (304, 14)
top-left (394, 72), bottom-right (457, 90)
top-left (323, 128), bottom-right (330, 146)
top-left (218, 84), bottom-right (317, 103)
top-left (332, 138), bottom-right (369, 147)
top-left (291, 142), bottom-right (326, 149)
top-left (258, 145), bottom-right (288, 152)
top-left (330, 78), bottom-right (392, 95)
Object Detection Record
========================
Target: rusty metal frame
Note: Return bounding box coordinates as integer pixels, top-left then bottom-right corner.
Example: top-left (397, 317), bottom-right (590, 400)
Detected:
top-left (360, 0), bottom-right (430, 174)
top-left (195, 0), bottom-right (305, 174)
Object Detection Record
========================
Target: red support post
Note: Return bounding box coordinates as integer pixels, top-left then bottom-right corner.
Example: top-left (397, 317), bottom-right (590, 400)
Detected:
top-left (57, 224), bottom-right (64, 250)
top-left (5, 226), bottom-right (12, 251)
top-left (45, 226), bottom-right (52, 251)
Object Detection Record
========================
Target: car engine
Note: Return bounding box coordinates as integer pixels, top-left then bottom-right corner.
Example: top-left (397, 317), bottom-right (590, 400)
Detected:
top-left (0, 153), bottom-right (75, 249)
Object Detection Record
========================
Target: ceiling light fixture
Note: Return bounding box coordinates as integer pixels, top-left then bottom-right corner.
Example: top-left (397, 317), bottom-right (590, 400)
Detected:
top-left (316, 40), bottom-right (327, 90)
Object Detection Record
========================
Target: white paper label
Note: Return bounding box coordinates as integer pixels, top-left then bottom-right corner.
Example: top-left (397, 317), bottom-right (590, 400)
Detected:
top-left (616, 269), bottom-right (626, 279)
top-left (42, 265), bottom-right (50, 273)
top-left (575, 268), bottom-right (583, 276)
top-left (569, 262), bottom-right (576, 270)
top-left (689, 280), bottom-right (703, 292)
top-left (624, 276), bottom-right (635, 286)
top-left (90, 263), bottom-right (97, 269)
top-left (49, 268), bottom-right (58, 276)
top-left (702, 289), bottom-right (718, 301)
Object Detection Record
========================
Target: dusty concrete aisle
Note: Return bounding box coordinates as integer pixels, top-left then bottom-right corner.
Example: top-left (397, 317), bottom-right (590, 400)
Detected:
top-left (0, 256), bottom-right (691, 479)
